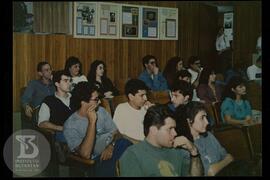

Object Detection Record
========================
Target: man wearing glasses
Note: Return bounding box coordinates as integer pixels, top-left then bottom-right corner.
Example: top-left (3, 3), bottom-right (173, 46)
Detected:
top-left (63, 82), bottom-right (132, 176)
top-left (138, 55), bottom-right (168, 91)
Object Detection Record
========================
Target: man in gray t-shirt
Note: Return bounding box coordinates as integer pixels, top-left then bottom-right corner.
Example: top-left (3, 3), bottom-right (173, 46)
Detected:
top-left (63, 82), bottom-right (132, 176)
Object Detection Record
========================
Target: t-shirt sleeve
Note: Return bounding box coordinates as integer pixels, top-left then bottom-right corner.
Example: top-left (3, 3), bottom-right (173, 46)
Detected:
top-left (63, 127), bottom-right (83, 152)
top-left (38, 103), bottom-right (50, 125)
top-left (221, 98), bottom-right (234, 117)
top-left (120, 149), bottom-right (143, 177)
top-left (208, 132), bottom-right (227, 160)
top-left (113, 105), bottom-right (125, 134)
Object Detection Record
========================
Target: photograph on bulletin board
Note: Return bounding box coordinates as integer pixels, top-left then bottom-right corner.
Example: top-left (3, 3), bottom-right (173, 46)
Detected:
top-left (142, 7), bottom-right (159, 39)
top-left (121, 5), bottom-right (140, 38)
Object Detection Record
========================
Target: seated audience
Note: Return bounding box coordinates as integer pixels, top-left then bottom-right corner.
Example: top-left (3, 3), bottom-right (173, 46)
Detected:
top-left (21, 61), bottom-right (55, 126)
top-left (187, 56), bottom-right (203, 89)
top-left (221, 76), bottom-right (253, 125)
top-left (175, 101), bottom-right (234, 176)
top-left (38, 70), bottom-right (73, 142)
top-left (64, 56), bottom-right (88, 90)
top-left (246, 55), bottom-right (261, 81)
top-left (197, 67), bottom-right (223, 104)
top-left (87, 60), bottom-right (119, 98)
top-left (138, 55), bottom-right (168, 91)
top-left (176, 69), bottom-right (191, 83)
top-left (163, 56), bottom-right (184, 88)
top-left (167, 80), bottom-right (193, 112)
top-left (113, 79), bottom-right (154, 144)
top-left (120, 104), bottom-right (203, 177)
top-left (177, 69), bottom-right (201, 102)
top-left (63, 82), bottom-right (132, 177)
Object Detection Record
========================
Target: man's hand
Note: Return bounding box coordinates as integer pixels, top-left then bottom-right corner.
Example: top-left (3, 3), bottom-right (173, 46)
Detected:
top-left (100, 144), bottom-right (114, 161)
top-left (153, 66), bottom-right (159, 75)
top-left (87, 104), bottom-right (97, 124)
top-left (25, 104), bottom-right (33, 118)
top-left (144, 101), bottom-right (155, 110)
top-left (173, 136), bottom-right (198, 156)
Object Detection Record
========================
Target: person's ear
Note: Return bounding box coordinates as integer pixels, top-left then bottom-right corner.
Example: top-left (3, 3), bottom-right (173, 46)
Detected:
top-left (55, 82), bottom-right (60, 88)
top-left (128, 93), bottom-right (134, 101)
top-left (187, 118), bottom-right (192, 126)
top-left (149, 126), bottom-right (158, 134)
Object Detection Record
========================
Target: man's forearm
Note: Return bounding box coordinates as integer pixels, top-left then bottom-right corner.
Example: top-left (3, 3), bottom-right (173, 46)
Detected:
top-left (38, 121), bottom-right (63, 131)
top-left (190, 155), bottom-right (204, 176)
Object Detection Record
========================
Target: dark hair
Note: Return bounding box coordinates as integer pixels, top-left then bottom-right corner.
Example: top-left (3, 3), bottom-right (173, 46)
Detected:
top-left (174, 101), bottom-right (208, 142)
top-left (87, 60), bottom-right (107, 82)
top-left (199, 67), bottom-right (215, 85)
top-left (143, 104), bottom-right (174, 136)
top-left (52, 70), bottom-right (70, 89)
top-left (125, 79), bottom-right (149, 98)
top-left (188, 56), bottom-right (200, 67)
top-left (142, 55), bottom-right (157, 69)
top-left (222, 76), bottom-right (247, 101)
top-left (163, 56), bottom-right (183, 88)
top-left (176, 69), bottom-right (191, 80)
top-left (70, 82), bottom-right (99, 111)
top-left (37, 61), bottom-right (50, 72)
top-left (64, 56), bottom-right (83, 77)
top-left (170, 80), bottom-right (193, 100)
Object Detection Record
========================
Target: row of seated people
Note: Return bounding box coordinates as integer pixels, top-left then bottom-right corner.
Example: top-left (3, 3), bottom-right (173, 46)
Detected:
top-left (20, 66), bottom-right (261, 176)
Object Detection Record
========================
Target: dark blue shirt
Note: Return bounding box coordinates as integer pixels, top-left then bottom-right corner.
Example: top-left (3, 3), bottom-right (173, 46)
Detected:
top-left (138, 70), bottom-right (168, 91)
top-left (21, 79), bottom-right (55, 108)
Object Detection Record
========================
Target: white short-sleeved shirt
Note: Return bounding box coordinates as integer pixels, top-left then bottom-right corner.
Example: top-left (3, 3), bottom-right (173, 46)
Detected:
top-left (113, 102), bottom-right (146, 141)
top-left (38, 93), bottom-right (71, 125)
top-left (216, 34), bottom-right (230, 52)
top-left (247, 64), bottom-right (261, 81)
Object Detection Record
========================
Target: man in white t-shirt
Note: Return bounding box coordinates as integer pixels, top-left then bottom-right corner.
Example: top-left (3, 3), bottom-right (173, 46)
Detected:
top-left (113, 79), bottom-right (154, 144)
top-left (247, 55), bottom-right (261, 81)
top-left (216, 27), bottom-right (232, 75)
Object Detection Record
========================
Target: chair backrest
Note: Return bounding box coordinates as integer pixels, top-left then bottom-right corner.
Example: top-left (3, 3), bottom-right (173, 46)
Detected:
top-left (115, 78), bottom-right (128, 95)
top-left (111, 95), bottom-right (128, 115)
top-left (148, 91), bottom-right (170, 104)
top-left (100, 98), bottom-right (112, 115)
top-left (213, 125), bottom-right (252, 160)
top-left (245, 80), bottom-right (262, 111)
top-left (212, 101), bottom-right (223, 127)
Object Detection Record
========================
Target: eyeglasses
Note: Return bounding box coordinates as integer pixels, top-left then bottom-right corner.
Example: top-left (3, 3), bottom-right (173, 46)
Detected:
top-left (89, 97), bottom-right (100, 102)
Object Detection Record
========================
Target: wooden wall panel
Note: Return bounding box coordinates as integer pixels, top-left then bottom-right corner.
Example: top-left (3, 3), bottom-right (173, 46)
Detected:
top-left (233, 2), bottom-right (261, 69)
top-left (198, 4), bottom-right (218, 69)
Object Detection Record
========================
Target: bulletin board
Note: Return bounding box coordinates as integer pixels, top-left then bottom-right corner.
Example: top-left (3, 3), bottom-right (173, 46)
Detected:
top-left (159, 7), bottom-right (178, 40)
top-left (73, 2), bottom-right (98, 39)
top-left (120, 4), bottom-right (140, 39)
top-left (97, 2), bottom-right (120, 39)
top-left (141, 7), bottom-right (159, 40)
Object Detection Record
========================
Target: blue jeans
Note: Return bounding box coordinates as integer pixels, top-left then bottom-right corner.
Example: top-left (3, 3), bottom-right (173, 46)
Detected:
top-left (93, 138), bottom-right (132, 177)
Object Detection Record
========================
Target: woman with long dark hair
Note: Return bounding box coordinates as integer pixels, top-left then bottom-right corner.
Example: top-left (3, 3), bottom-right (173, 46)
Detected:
top-left (87, 60), bottom-right (119, 98)
top-left (163, 56), bottom-right (184, 88)
top-left (175, 101), bottom-right (234, 176)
